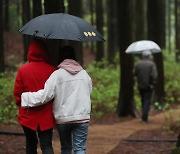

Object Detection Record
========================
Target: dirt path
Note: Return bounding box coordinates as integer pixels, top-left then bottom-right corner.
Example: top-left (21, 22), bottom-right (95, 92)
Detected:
top-left (0, 108), bottom-right (179, 153)
top-left (50, 108), bottom-right (180, 154)
top-left (87, 114), bottom-right (167, 154)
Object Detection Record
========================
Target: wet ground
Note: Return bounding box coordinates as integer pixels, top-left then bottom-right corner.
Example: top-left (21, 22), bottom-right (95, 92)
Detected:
top-left (0, 109), bottom-right (179, 154)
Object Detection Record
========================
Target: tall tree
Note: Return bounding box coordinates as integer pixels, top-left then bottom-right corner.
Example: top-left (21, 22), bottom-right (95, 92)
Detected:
top-left (167, 0), bottom-right (171, 52)
top-left (33, 0), bottom-right (42, 17)
top-left (147, 0), bottom-right (165, 104)
top-left (22, 0), bottom-right (31, 61)
top-left (95, 0), bottom-right (104, 61)
top-left (135, 0), bottom-right (147, 40)
top-left (90, 0), bottom-right (95, 54)
top-left (68, 0), bottom-right (83, 65)
top-left (4, 0), bottom-right (9, 31)
top-left (107, 0), bottom-right (118, 63)
top-left (16, 0), bottom-right (21, 28)
top-left (175, 0), bottom-right (180, 62)
top-left (0, 0), bottom-right (4, 72)
top-left (44, 0), bottom-right (64, 14)
top-left (44, 0), bottom-right (65, 66)
top-left (117, 0), bottom-right (136, 117)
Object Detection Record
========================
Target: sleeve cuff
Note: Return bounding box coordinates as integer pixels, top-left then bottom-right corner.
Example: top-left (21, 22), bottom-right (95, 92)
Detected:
top-left (21, 92), bottom-right (30, 107)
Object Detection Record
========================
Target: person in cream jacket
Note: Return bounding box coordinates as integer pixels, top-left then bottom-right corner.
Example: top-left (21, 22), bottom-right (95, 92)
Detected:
top-left (21, 46), bottom-right (92, 154)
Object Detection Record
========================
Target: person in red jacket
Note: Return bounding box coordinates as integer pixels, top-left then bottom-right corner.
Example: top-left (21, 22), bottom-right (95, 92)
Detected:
top-left (14, 39), bottom-right (55, 154)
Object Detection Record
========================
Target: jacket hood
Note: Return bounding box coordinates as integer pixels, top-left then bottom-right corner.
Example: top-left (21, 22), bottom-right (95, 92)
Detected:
top-left (58, 59), bottom-right (83, 74)
top-left (27, 41), bottom-right (48, 62)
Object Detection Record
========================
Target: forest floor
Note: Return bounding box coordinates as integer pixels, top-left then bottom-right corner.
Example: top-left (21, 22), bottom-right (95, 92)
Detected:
top-left (0, 108), bottom-right (180, 154)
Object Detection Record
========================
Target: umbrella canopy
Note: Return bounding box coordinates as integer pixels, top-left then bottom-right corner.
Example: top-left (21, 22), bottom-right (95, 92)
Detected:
top-left (19, 13), bottom-right (104, 41)
top-left (125, 40), bottom-right (161, 54)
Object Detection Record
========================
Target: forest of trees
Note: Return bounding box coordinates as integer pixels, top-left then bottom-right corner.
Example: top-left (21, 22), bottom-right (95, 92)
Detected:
top-left (0, 0), bottom-right (179, 117)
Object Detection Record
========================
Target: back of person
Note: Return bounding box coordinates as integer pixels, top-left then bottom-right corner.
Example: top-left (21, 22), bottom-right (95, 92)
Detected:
top-left (14, 40), bottom-right (56, 131)
top-left (134, 50), bottom-right (158, 123)
top-left (135, 60), bottom-right (156, 90)
top-left (51, 65), bottom-right (91, 124)
top-left (56, 46), bottom-right (92, 154)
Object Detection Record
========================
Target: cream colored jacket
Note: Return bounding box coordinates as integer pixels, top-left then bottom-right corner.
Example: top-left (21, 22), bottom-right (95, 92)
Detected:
top-left (21, 64), bottom-right (92, 124)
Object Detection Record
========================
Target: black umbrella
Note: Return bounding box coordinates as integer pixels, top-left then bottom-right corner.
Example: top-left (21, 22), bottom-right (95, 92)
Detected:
top-left (19, 13), bottom-right (104, 41)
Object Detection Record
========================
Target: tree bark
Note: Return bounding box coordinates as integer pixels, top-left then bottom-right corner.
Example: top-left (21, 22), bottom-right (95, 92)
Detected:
top-left (107, 0), bottom-right (118, 63)
top-left (33, 0), bottom-right (42, 17)
top-left (175, 0), bottom-right (180, 62)
top-left (0, 0), bottom-right (4, 72)
top-left (95, 0), bottom-right (104, 61)
top-left (117, 0), bottom-right (136, 117)
top-left (135, 0), bottom-right (147, 40)
top-left (68, 0), bottom-right (83, 65)
top-left (44, 0), bottom-right (64, 14)
top-left (147, 0), bottom-right (165, 104)
top-left (16, 0), bottom-right (21, 28)
top-left (44, 0), bottom-right (64, 66)
top-left (90, 0), bottom-right (95, 54)
top-left (22, 0), bottom-right (31, 62)
top-left (4, 0), bottom-right (9, 31)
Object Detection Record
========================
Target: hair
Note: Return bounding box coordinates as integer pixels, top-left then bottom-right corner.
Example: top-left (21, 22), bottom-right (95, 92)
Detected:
top-left (142, 50), bottom-right (152, 59)
top-left (59, 45), bottom-right (76, 63)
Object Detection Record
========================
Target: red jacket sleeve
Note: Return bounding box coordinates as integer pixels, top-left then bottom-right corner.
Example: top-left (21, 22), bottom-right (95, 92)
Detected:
top-left (14, 68), bottom-right (23, 106)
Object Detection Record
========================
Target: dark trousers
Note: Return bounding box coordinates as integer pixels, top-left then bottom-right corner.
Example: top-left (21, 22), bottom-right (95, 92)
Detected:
top-left (22, 126), bottom-right (54, 154)
top-left (139, 88), bottom-right (152, 122)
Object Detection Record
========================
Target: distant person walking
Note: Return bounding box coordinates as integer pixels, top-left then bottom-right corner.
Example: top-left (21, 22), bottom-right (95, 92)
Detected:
top-left (134, 50), bottom-right (158, 123)
top-left (14, 40), bottom-right (55, 154)
top-left (21, 45), bottom-right (92, 154)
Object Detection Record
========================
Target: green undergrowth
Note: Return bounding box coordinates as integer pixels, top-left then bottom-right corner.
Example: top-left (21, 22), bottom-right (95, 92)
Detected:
top-left (0, 50), bottom-right (180, 123)
top-left (86, 60), bottom-right (120, 117)
top-left (0, 72), bottom-right (18, 123)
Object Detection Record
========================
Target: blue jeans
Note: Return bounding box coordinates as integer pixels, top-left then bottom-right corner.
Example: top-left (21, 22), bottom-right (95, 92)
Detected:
top-left (22, 126), bottom-right (54, 154)
top-left (139, 88), bottom-right (152, 122)
top-left (56, 122), bottom-right (89, 154)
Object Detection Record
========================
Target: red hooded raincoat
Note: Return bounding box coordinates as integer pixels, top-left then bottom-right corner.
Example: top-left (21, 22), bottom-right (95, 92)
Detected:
top-left (14, 41), bottom-right (55, 131)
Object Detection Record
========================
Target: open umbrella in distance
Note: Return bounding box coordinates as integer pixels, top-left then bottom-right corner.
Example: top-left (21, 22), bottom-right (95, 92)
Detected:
top-left (125, 40), bottom-right (161, 54)
top-left (19, 13), bottom-right (105, 41)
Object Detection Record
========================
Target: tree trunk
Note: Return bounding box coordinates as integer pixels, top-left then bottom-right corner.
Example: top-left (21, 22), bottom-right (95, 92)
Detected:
top-left (95, 0), bottom-right (104, 61)
top-left (44, 0), bottom-right (64, 66)
top-left (33, 0), bottom-right (42, 17)
top-left (90, 0), bottom-right (95, 54)
top-left (4, 0), bottom-right (9, 31)
top-left (147, 0), bottom-right (165, 104)
top-left (117, 0), bottom-right (136, 117)
top-left (44, 0), bottom-right (64, 14)
top-left (68, 0), bottom-right (83, 65)
top-left (175, 0), bottom-right (180, 62)
top-left (107, 0), bottom-right (118, 63)
top-left (22, 0), bottom-right (31, 62)
top-left (0, 0), bottom-right (4, 72)
top-left (167, 0), bottom-right (171, 52)
top-left (135, 0), bottom-right (147, 40)
top-left (16, 0), bottom-right (21, 28)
